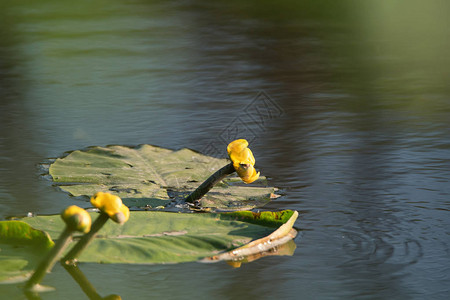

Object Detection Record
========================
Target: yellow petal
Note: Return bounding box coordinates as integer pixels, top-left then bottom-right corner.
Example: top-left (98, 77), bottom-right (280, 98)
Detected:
top-left (227, 139), bottom-right (248, 157)
top-left (227, 139), bottom-right (259, 184)
top-left (61, 205), bottom-right (92, 233)
top-left (227, 140), bottom-right (256, 165)
top-left (90, 192), bottom-right (129, 224)
top-left (236, 164), bottom-right (260, 184)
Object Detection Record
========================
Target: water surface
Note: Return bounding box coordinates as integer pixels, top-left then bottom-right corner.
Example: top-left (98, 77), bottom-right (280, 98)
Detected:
top-left (0, 1), bottom-right (449, 299)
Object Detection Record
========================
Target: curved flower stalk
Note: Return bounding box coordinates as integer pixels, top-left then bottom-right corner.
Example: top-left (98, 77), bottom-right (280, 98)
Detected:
top-left (61, 192), bottom-right (129, 265)
top-left (62, 262), bottom-right (122, 300)
top-left (185, 139), bottom-right (260, 203)
top-left (25, 206), bottom-right (92, 291)
top-left (227, 139), bottom-right (260, 184)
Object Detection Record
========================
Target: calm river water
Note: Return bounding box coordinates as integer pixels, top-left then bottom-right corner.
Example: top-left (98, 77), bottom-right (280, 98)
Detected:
top-left (1, 1), bottom-right (449, 299)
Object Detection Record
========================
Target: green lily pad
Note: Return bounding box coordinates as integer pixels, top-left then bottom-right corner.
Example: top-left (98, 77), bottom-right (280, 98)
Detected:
top-left (20, 210), bottom-right (297, 264)
top-left (0, 221), bottom-right (54, 283)
top-left (48, 145), bottom-right (276, 210)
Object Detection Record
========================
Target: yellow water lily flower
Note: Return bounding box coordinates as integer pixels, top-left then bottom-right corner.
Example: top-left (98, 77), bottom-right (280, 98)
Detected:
top-left (227, 139), bottom-right (260, 184)
top-left (61, 205), bottom-right (92, 233)
top-left (90, 192), bottom-right (130, 224)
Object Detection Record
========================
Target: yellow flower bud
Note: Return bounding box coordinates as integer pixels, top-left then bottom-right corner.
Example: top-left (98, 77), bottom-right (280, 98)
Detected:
top-left (90, 192), bottom-right (130, 224)
top-left (227, 139), bottom-right (260, 184)
top-left (111, 204), bottom-right (130, 224)
top-left (61, 205), bottom-right (92, 233)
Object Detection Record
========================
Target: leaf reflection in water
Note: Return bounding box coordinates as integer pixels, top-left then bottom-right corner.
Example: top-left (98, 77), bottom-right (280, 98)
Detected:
top-left (225, 239), bottom-right (297, 268)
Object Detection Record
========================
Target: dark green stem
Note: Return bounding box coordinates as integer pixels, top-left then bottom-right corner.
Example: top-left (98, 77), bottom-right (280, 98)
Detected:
top-left (62, 263), bottom-right (102, 300)
top-left (25, 227), bottom-right (73, 291)
top-left (185, 163), bottom-right (235, 203)
top-left (61, 213), bottom-right (109, 265)
top-left (23, 290), bottom-right (42, 300)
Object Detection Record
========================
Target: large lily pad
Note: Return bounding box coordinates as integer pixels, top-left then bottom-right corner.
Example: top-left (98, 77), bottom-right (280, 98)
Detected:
top-left (48, 145), bottom-right (276, 210)
top-left (20, 210), bottom-right (297, 264)
top-left (0, 221), bottom-right (54, 283)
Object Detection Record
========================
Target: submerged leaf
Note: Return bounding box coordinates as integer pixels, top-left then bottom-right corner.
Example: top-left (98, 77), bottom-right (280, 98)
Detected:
top-left (48, 145), bottom-right (275, 210)
top-left (0, 221), bottom-right (54, 283)
top-left (219, 210), bottom-right (295, 228)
